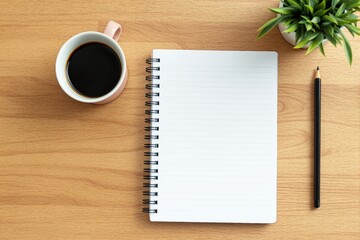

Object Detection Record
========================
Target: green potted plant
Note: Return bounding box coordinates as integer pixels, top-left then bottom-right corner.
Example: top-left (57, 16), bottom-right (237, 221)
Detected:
top-left (257, 0), bottom-right (360, 64)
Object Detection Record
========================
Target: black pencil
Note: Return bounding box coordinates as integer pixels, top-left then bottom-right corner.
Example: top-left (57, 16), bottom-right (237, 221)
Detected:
top-left (314, 66), bottom-right (321, 208)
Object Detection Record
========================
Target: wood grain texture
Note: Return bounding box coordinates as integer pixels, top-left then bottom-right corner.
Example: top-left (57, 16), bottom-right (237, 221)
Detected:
top-left (0, 0), bottom-right (359, 239)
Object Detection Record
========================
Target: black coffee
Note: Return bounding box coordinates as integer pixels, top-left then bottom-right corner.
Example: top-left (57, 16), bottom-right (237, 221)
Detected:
top-left (67, 42), bottom-right (121, 98)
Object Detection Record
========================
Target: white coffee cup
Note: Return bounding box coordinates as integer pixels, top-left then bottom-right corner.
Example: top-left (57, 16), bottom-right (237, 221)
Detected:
top-left (55, 21), bottom-right (128, 104)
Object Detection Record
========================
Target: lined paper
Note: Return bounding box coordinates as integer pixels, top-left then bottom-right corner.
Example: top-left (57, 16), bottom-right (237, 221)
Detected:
top-left (149, 50), bottom-right (277, 223)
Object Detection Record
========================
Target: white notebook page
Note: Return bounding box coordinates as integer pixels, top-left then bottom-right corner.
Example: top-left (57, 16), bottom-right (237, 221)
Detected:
top-left (149, 50), bottom-right (277, 223)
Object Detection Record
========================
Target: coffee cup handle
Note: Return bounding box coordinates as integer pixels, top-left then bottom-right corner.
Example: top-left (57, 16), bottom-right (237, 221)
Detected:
top-left (104, 21), bottom-right (122, 42)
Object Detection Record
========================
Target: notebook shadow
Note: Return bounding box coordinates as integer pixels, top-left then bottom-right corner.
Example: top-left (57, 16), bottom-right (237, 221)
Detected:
top-left (137, 215), bottom-right (272, 238)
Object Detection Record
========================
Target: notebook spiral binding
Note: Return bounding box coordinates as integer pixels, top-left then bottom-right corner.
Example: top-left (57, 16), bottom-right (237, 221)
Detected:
top-left (143, 58), bottom-right (160, 214)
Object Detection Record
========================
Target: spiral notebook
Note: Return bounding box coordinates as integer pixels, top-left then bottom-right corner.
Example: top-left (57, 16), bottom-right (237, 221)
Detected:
top-left (144, 50), bottom-right (278, 223)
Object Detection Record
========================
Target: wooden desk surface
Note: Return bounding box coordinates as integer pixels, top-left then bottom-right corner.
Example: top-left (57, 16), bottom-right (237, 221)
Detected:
top-left (0, 0), bottom-right (359, 239)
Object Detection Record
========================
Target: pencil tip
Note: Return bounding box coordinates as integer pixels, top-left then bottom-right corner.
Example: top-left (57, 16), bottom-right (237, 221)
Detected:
top-left (315, 67), bottom-right (321, 79)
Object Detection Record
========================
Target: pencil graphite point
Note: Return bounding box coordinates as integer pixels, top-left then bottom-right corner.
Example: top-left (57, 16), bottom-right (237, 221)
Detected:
top-left (317, 66), bottom-right (320, 70)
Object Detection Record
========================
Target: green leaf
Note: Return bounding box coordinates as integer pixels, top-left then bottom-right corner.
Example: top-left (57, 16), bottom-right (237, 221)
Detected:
top-left (315, 0), bottom-right (326, 11)
top-left (295, 28), bottom-right (302, 43)
top-left (306, 33), bottom-right (325, 55)
top-left (339, 31), bottom-right (353, 65)
top-left (305, 22), bottom-right (313, 31)
top-left (294, 32), bottom-right (319, 48)
top-left (301, 15), bottom-right (310, 20)
top-left (332, 0), bottom-right (340, 8)
top-left (314, 8), bottom-right (330, 17)
top-left (344, 14), bottom-right (360, 23)
top-left (312, 16), bottom-right (321, 23)
top-left (305, 5), bottom-right (314, 14)
top-left (323, 32), bottom-right (338, 46)
top-left (283, 23), bottom-right (299, 33)
top-left (301, 25), bottom-right (306, 39)
top-left (309, 0), bottom-right (316, 8)
top-left (325, 25), bottom-right (335, 36)
top-left (347, 29), bottom-right (355, 37)
top-left (287, 0), bottom-right (302, 10)
top-left (345, 23), bottom-right (360, 35)
top-left (269, 7), bottom-right (296, 15)
top-left (319, 42), bottom-right (325, 56)
top-left (336, 3), bottom-right (346, 16)
top-left (284, 19), bottom-right (295, 26)
top-left (313, 22), bottom-right (320, 29)
top-left (346, 0), bottom-right (360, 9)
top-left (333, 33), bottom-right (343, 45)
top-left (321, 21), bottom-right (332, 26)
top-left (333, 16), bottom-right (350, 25)
top-left (323, 15), bottom-right (338, 24)
top-left (294, 38), bottom-right (310, 49)
top-left (257, 16), bottom-right (288, 39)
top-left (339, 11), bottom-right (352, 19)
top-left (307, 31), bottom-right (320, 40)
